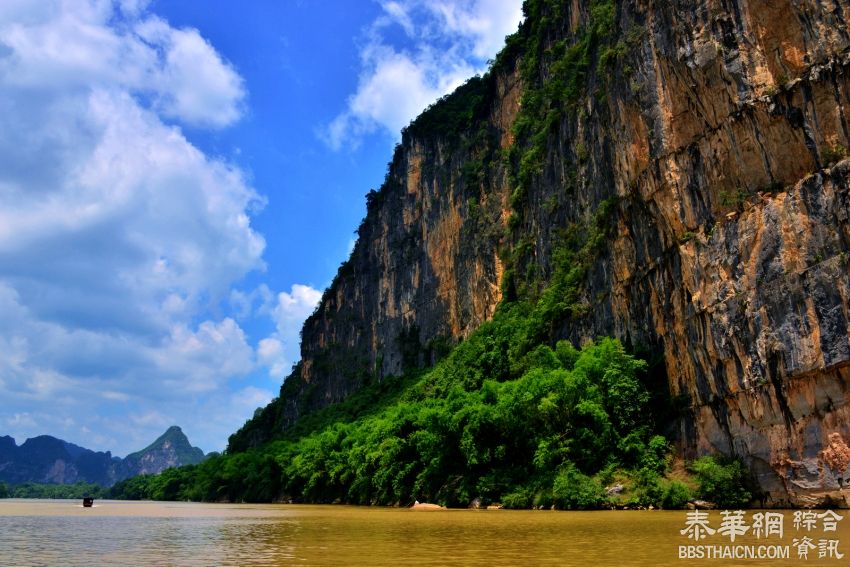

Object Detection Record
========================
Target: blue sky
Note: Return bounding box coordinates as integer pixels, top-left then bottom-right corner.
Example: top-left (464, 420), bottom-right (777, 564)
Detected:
top-left (0, 0), bottom-right (523, 456)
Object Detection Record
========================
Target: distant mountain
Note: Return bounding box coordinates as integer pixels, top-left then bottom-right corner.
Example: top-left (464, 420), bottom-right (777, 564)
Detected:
top-left (0, 426), bottom-right (206, 487)
top-left (0, 435), bottom-right (117, 485)
top-left (119, 426), bottom-right (206, 478)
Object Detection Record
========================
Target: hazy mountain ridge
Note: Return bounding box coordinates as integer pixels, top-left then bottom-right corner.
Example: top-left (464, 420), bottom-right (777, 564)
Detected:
top-left (0, 426), bottom-right (206, 487)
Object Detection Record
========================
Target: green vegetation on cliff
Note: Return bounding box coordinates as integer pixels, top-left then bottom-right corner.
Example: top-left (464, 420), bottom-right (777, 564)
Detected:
top-left (112, 200), bottom-right (688, 507)
top-left (110, 305), bottom-right (746, 507)
top-left (109, 0), bottom-right (757, 508)
top-left (112, 336), bottom-right (671, 507)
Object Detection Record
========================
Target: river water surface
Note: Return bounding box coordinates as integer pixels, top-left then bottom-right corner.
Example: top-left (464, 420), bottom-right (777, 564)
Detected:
top-left (1, 499), bottom-right (848, 566)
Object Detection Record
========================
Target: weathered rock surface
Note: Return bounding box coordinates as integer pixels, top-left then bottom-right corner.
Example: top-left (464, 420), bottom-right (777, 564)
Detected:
top-left (118, 425), bottom-right (206, 479)
top-left (241, 0), bottom-right (850, 506)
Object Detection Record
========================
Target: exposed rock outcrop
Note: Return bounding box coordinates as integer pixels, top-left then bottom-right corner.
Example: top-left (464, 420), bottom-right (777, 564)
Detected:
top-left (119, 425), bottom-right (206, 479)
top-left (240, 0), bottom-right (850, 506)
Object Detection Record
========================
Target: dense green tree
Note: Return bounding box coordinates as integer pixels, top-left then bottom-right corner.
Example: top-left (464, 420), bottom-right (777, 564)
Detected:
top-left (9, 482), bottom-right (106, 499)
top-left (109, 335), bottom-right (679, 508)
top-left (690, 456), bottom-right (752, 507)
top-left (104, 0), bottom-right (692, 508)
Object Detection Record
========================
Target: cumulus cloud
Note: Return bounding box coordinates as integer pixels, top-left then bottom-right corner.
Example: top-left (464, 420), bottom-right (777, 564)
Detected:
top-left (229, 285), bottom-right (274, 321)
top-left (157, 319), bottom-right (255, 392)
top-left (426, 0), bottom-right (525, 59)
top-left (323, 0), bottom-right (523, 149)
top-left (0, 0), bottom-right (522, 456)
top-left (258, 337), bottom-right (287, 378)
top-left (0, 1), bottom-right (262, 454)
top-left (0, 1), bottom-right (244, 128)
top-left (135, 17), bottom-right (246, 128)
top-left (258, 284), bottom-right (322, 378)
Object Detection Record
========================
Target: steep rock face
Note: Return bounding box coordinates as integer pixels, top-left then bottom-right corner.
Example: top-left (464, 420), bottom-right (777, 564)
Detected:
top-left (566, 0), bottom-right (850, 507)
top-left (252, 0), bottom-right (850, 506)
top-left (119, 425), bottom-right (206, 478)
top-left (279, 74), bottom-right (521, 421)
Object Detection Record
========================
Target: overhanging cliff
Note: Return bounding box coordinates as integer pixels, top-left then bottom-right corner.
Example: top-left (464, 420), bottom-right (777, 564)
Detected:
top-left (237, 0), bottom-right (850, 507)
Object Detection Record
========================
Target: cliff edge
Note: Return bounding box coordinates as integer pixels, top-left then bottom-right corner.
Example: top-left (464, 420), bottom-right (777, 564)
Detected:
top-left (235, 0), bottom-right (850, 507)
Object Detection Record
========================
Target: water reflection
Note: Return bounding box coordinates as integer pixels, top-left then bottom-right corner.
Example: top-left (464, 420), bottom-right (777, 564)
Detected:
top-left (0, 500), bottom-right (847, 566)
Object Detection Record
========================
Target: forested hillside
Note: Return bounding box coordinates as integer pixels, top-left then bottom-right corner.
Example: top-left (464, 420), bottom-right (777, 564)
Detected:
top-left (115, 0), bottom-right (850, 508)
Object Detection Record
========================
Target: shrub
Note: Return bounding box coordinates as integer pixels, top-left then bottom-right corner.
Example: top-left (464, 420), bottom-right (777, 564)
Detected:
top-left (640, 435), bottom-right (671, 474)
top-left (661, 480), bottom-right (692, 509)
top-left (719, 188), bottom-right (748, 208)
top-left (629, 467), bottom-right (663, 507)
top-left (501, 486), bottom-right (533, 509)
top-left (552, 463), bottom-right (605, 509)
top-left (822, 144), bottom-right (848, 167)
top-left (690, 456), bottom-right (752, 507)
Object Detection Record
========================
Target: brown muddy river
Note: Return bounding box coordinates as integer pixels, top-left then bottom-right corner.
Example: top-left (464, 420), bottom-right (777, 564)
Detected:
top-left (0, 499), bottom-right (848, 566)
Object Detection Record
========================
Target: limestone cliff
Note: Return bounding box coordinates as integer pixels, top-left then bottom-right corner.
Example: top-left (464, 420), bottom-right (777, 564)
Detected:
top-left (241, 0), bottom-right (850, 507)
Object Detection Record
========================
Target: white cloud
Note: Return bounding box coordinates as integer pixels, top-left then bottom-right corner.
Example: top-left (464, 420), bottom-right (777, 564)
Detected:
top-left (0, 1), bottom-right (264, 455)
top-left (258, 337), bottom-right (287, 378)
top-left (349, 49), bottom-right (473, 135)
top-left (0, 2), bottom-right (244, 128)
top-left (425, 0), bottom-right (524, 59)
top-left (229, 284), bottom-right (274, 321)
top-left (323, 0), bottom-right (523, 149)
top-left (381, 1), bottom-right (415, 36)
top-left (274, 284), bottom-right (323, 321)
top-left (118, 0), bottom-right (151, 17)
top-left (128, 410), bottom-right (171, 430)
top-left (232, 386), bottom-right (274, 410)
top-left (258, 284), bottom-right (322, 378)
top-left (135, 18), bottom-right (245, 128)
top-left (6, 412), bottom-right (37, 429)
top-left (157, 318), bottom-right (255, 392)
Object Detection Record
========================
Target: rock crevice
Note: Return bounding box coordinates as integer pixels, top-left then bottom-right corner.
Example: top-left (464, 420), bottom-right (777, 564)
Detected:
top-left (245, 0), bottom-right (850, 506)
